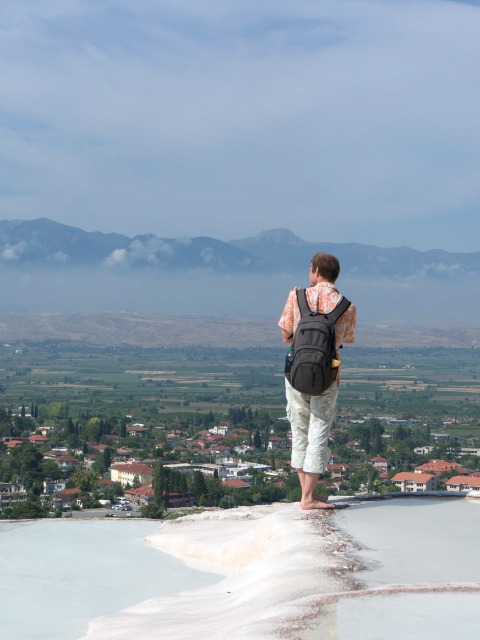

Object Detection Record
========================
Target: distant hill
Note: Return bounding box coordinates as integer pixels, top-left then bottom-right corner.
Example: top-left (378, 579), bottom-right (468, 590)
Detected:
top-left (230, 228), bottom-right (480, 278)
top-left (0, 218), bottom-right (128, 265)
top-left (1, 219), bottom-right (478, 329)
top-left (0, 312), bottom-right (478, 348)
top-left (0, 218), bottom-right (478, 278)
top-left (0, 218), bottom-right (266, 272)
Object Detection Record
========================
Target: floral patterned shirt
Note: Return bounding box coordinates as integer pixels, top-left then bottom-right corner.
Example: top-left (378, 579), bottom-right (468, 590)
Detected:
top-left (278, 282), bottom-right (356, 354)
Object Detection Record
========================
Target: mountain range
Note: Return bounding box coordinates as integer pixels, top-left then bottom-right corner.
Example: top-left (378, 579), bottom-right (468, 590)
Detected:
top-left (0, 218), bottom-right (478, 279)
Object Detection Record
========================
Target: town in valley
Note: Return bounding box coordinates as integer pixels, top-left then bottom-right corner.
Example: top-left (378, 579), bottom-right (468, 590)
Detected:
top-left (1, 341), bottom-right (479, 519)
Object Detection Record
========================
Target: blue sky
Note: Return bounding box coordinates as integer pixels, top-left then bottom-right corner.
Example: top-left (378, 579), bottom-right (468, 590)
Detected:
top-left (1, 0), bottom-right (479, 251)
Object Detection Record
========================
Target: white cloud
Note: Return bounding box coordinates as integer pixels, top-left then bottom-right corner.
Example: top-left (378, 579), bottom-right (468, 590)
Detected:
top-left (103, 238), bottom-right (177, 267)
top-left (104, 248), bottom-right (127, 266)
top-left (51, 251), bottom-right (69, 263)
top-left (200, 247), bottom-right (215, 264)
top-left (129, 238), bottom-right (175, 260)
top-left (418, 262), bottom-right (464, 277)
top-left (1, 242), bottom-right (27, 261)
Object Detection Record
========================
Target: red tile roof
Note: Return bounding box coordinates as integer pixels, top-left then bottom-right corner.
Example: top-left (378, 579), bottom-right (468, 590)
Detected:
top-left (222, 480), bottom-right (250, 488)
top-left (392, 472), bottom-right (435, 483)
top-left (447, 476), bottom-right (480, 488)
top-left (125, 487), bottom-right (155, 497)
top-left (111, 463), bottom-right (153, 475)
top-left (28, 434), bottom-right (49, 442)
top-left (56, 488), bottom-right (80, 498)
top-left (55, 456), bottom-right (80, 463)
top-left (415, 460), bottom-right (463, 474)
top-left (5, 439), bottom-right (24, 447)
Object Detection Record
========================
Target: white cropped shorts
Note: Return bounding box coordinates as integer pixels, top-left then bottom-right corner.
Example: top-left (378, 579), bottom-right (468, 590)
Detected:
top-left (285, 379), bottom-right (338, 474)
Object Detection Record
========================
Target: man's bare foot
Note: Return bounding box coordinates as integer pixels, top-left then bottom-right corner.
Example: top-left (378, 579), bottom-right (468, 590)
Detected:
top-left (300, 499), bottom-right (337, 510)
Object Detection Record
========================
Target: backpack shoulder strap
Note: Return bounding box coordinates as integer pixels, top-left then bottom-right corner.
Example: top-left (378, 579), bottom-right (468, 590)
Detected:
top-left (327, 297), bottom-right (351, 323)
top-left (295, 289), bottom-right (312, 317)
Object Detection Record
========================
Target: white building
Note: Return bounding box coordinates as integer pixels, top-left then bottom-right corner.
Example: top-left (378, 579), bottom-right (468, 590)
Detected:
top-left (110, 463), bottom-right (153, 487)
top-left (391, 472), bottom-right (438, 492)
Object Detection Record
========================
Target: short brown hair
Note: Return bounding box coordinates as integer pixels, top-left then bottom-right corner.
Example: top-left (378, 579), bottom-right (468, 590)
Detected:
top-left (310, 253), bottom-right (340, 283)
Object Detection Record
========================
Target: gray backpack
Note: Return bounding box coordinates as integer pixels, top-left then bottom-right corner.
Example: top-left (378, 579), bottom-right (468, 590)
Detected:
top-left (285, 289), bottom-right (351, 396)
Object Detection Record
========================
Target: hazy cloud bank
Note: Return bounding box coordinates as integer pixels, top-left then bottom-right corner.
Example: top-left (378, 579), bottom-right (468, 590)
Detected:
top-left (1, 268), bottom-right (478, 329)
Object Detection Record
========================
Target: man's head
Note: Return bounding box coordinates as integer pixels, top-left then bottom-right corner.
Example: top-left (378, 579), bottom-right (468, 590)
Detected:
top-left (309, 253), bottom-right (340, 285)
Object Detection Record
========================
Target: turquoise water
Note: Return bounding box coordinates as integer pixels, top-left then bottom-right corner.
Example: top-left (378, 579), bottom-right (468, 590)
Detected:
top-left (338, 497), bottom-right (480, 585)
top-left (307, 497), bottom-right (480, 640)
top-left (334, 592), bottom-right (480, 640)
top-left (0, 520), bottom-right (221, 640)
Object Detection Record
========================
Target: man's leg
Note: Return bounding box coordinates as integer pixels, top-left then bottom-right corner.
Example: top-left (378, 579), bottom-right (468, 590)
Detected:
top-left (298, 470), bottom-right (336, 509)
top-left (300, 384), bottom-right (339, 509)
top-left (303, 383), bottom-right (338, 474)
top-left (286, 380), bottom-right (337, 509)
top-left (286, 379), bottom-right (310, 472)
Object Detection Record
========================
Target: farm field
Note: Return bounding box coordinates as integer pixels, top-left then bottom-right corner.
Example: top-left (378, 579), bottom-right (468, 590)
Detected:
top-left (0, 343), bottom-right (479, 431)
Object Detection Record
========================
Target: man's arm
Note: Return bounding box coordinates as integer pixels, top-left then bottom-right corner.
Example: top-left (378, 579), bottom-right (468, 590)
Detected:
top-left (335, 304), bottom-right (356, 351)
top-left (278, 289), bottom-right (296, 343)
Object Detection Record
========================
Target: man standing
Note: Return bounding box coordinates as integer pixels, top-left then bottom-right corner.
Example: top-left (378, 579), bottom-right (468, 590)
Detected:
top-left (278, 253), bottom-right (356, 510)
